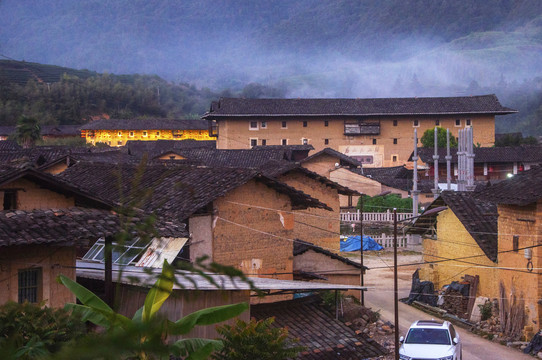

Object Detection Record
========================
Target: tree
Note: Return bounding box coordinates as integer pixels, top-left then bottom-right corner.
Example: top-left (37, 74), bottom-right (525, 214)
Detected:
top-left (12, 115), bottom-right (40, 148)
top-left (420, 127), bottom-right (458, 148)
top-left (213, 318), bottom-right (303, 360)
top-left (56, 260), bottom-right (249, 360)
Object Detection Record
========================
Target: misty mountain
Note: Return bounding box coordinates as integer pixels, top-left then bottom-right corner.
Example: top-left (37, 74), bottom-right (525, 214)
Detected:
top-left (1, 1), bottom-right (542, 134)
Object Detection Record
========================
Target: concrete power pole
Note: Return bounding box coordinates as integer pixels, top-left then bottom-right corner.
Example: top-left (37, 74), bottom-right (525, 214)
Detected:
top-left (412, 129), bottom-right (420, 217)
top-left (432, 127), bottom-right (440, 199)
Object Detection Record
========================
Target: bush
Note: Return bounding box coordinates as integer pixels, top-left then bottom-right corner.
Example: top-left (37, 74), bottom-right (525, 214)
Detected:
top-left (0, 301), bottom-right (87, 359)
top-left (478, 301), bottom-right (493, 321)
top-left (213, 318), bottom-right (304, 360)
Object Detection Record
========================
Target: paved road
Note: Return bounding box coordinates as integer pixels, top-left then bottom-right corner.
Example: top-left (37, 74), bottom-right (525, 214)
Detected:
top-left (362, 252), bottom-right (533, 360)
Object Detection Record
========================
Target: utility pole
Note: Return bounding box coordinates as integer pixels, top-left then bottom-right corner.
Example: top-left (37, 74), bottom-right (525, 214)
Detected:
top-left (446, 129), bottom-right (452, 190)
top-left (412, 129), bottom-right (419, 218)
top-left (432, 127), bottom-right (440, 199)
top-left (393, 208), bottom-right (399, 360)
top-left (360, 194), bottom-right (364, 306)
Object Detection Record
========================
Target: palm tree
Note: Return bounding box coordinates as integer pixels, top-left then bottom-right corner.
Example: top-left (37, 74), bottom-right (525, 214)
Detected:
top-left (13, 115), bottom-right (41, 148)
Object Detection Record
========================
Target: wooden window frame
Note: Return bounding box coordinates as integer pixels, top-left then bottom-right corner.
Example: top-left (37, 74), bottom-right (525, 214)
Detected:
top-left (18, 267), bottom-right (42, 304)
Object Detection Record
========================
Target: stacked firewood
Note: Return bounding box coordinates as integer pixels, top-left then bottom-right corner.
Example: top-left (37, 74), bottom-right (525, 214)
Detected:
top-left (440, 289), bottom-right (470, 318)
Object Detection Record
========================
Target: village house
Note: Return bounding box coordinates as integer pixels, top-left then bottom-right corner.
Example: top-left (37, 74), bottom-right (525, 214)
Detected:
top-left (0, 125), bottom-right (81, 142)
top-left (475, 166), bottom-right (542, 339)
top-left (202, 95), bottom-right (516, 166)
top-left (409, 191), bottom-right (499, 300)
top-left (58, 161), bottom-right (331, 285)
top-left (413, 145), bottom-right (542, 181)
top-left (300, 147), bottom-right (433, 208)
top-left (0, 166), bottom-right (185, 307)
top-left (80, 118), bottom-right (212, 146)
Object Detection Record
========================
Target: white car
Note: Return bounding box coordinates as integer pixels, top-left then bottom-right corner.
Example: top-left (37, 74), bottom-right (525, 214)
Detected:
top-left (399, 320), bottom-right (462, 360)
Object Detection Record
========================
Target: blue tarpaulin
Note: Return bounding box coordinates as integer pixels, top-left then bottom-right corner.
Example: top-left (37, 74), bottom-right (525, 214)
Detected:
top-left (340, 235), bottom-right (383, 252)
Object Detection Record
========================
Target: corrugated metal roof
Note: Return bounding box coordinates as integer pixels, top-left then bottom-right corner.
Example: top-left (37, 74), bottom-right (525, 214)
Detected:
top-left (76, 260), bottom-right (366, 291)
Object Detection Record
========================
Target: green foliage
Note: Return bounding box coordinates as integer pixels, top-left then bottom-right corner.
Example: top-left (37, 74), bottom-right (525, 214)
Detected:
top-left (0, 301), bottom-right (87, 359)
top-left (420, 127), bottom-right (458, 148)
top-left (478, 301), bottom-right (493, 321)
top-left (495, 133), bottom-right (538, 147)
top-left (57, 261), bottom-right (249, 360)
top-left (357, 194), bottom-right (417, 213)
top-left (213, 318), bottom-right (304, 360)
top-left (11, 115), bottom-right (41, 148)
top-left (320, 290), bottom-right (344, 310)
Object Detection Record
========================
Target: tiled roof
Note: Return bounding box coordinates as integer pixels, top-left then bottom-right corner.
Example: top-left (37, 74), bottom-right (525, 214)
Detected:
top-left (125, 139), bottom-right (216, 157)
top-left (154, 149), bottom-right (289, 168)
top-left (0, 146), bottom-right (125, 168)
top-left (80, 118), bottom-right (209, 130)
top-left (252, 145), bottom-right (314, 151)
top-left (58, 162), bottom-right (332, 220)
top-left (41, 125), bottom-right (82, 136)
top-left (412, 146), bottom-right (542, 164)
top-left (0, 140), bottom-right (21, 151)
top-left (0, 207), bottom-right (186, 247)
top-left (301, 148), bottom-right (363, 168)
top-left (251, 296), bottom-right (386, 359)
top-left (410, 191), bottom-right (498, 262)
top-left (475, 165), bottom-right (542, 206)
top-left (204, 95), bottom-right (516, 118)
top-left (263, 161), bottom-right (360, 196)
top-left (293, 240), bottom-right (366, 270)
top-left (0, 125), bottom-right (82, 137)
top-left (348, 166), bottom-right (436, 193)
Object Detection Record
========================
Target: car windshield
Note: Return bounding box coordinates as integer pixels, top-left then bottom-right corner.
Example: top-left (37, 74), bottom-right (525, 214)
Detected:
top-left (405, 328), bottom-right (451, 345)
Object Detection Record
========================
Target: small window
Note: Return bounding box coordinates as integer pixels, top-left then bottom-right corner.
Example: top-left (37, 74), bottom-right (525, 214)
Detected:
top-left (413, 119), bottom-right (419, 127)
top-left (18, 268), bottom-right (41, 303)
top-left (155, 131), bottom-right (160, 136)
top-left (3, 190), bottom-right (17, 210)
top-left (302, 138), bottom-right (308, 145)
top-left (261, 139), bottom-right (266, 146)
top-left (435, 119), bottom-right (440, 126)
top-left (303, 121), bottom-right (307, 127)
top-left (325, 139), bottom-right (329, 145)
top-left (466, 119), bottom-right (471, 126)
top-left (117, 131), bottom-right (122, 137)
top-left (129, 131), bottom-right (134, 137)
top-left (455, 119), bottom-right (461, 127)
top-left (250, 121), bottom-right (258, 130)
top-left (393, 120), bottom-right (398, 126)
top-left (261, 121), bottom-right (267, 129)
top-left (250, 138), bottom-right (258, 147)
top-left (324, 120), bottom-right (329, 127)
top-left (372, 139), bottom-right (377, 145)
top-left (117, 141), bottom-right (122, 146)
top-left (392, 155), bottom-right (398, 162)
top-left (282, 139), bottom-right (288, 145)
top-left (393, 138), bottom-right (398, 144)
top-left (142, 131), bottom-right (148, 137)
top-left (281, 121), bottom-right (287, 129)
top-left (513, 235), bottom-right (519, 252)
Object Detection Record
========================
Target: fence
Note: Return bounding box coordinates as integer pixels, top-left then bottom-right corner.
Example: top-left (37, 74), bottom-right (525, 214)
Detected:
top-left (340, 209), bottom-right (411, 223)
top-left (372, 233), bottom-right (413, 248)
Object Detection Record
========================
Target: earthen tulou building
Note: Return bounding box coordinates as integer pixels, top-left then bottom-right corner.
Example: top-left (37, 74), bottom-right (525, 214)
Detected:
top-left (203, 95), bottom-right (516, 167)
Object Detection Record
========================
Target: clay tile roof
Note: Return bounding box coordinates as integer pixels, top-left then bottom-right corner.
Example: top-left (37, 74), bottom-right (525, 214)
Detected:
top-left (204, 95), bottom-right (516, 118)
top-left (155, 149), bottom-right (290, 168)
top-left (0, 207), bottom-right (186, 247)
top-left (475, 165), bottom-right (542, 206)
top-left (58, 162), bottom-right (332, 220)
top-left (263, 161), bottom-right (360, 196)
top-left (293, 240), bottom-right (366, 270)
top-left (412, 146), bottom-right (542, 164)
top-left (80, 118), bottom-right (209, 131)
top-left (251, 296), bottom-right (386, 359)
top-left (0, 140), bottom-right (21, 151)
top-left (301, 148), bottom-right (363, 168)
top-left (411, 191), bottom-right (498, 262)
top-left (40, 125), bottom-right (82, 136)
top-left (125, 139), bottom-right (216, 157)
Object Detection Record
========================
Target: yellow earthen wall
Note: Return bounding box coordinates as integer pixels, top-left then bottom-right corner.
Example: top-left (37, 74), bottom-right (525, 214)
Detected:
top-left (277, 171), bottom-right (340, 252)
top-left (419, 209), bottom-right (499, 298)
top-left (0, 246), bottom-right (76, 308)
top-left (86, 129), bottom-right (212, 146)
top-left (0, 179), bottom-right (75, 210)
top-left (497, 203), bottom-right (542, 339)
top-left (216, 115), bottom-right (495, 166)
top-left (212, 179), bottom-right (295, 281)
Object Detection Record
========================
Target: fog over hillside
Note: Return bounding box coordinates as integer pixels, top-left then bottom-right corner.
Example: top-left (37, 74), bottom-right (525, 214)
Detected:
top-left (1, 0), bottom-right (542, 101)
